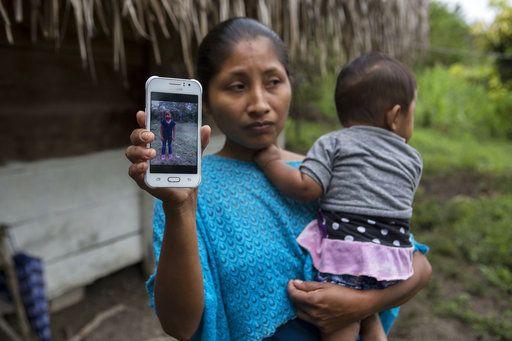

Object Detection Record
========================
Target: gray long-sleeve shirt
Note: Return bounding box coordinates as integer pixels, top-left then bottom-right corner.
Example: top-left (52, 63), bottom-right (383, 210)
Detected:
top-left (300, 126), bottom-right (423, 219)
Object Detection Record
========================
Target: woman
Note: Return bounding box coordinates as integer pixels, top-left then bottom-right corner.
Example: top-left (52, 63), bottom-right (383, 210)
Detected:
top-left (126, 17), bottom-right (431, 341)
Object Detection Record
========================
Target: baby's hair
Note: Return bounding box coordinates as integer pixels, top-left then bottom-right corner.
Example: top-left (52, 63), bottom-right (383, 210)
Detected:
top-left (334, 52), bottom-right (416, 127)
top-left (196, 17), bottom-right (290, 101)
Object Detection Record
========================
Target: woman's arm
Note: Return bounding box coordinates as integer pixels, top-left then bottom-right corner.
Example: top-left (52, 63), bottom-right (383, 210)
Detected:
top-left (287, 252), bottom-right (432, 334)
top-left (154, 200), bottom-right (204, 340)
top-left (126, 111), bottom-right (211, 339)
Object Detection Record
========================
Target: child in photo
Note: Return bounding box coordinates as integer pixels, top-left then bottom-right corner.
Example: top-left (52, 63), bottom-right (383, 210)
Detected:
top-left (255, 52), bottom-right (423, 340)
top-left (160, 110), bottom-right (176, 161)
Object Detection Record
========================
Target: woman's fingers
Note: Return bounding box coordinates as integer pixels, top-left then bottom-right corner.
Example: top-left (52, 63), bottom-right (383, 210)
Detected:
top-left (125, 145), bottom-right (156, 163)
top-left (287, 280), bottom-right (318, 312)
top-left (136, 110), bottom-right (146, 128)
top-left (295, 308), bottom-right (315, 325)
top-left (291, 279), bottom-right (326, 292)
top-left (128, 162), bottom-right (148, 185)
top-left (130, 128), bottom-right (154, 145)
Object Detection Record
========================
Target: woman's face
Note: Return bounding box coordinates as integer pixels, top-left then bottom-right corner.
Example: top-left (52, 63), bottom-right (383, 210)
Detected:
top-left (205, 37), bottom-right (292, 157)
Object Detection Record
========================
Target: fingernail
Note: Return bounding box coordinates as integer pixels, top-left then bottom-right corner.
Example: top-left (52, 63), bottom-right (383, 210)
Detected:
top-left (294, 279), bottom-right (303, 284)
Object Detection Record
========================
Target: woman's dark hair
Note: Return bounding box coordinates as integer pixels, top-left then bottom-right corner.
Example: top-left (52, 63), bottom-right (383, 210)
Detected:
top-left (196, 17), bottom-right (289, 100)
top-left (334, 52), bottom-right (417, 127)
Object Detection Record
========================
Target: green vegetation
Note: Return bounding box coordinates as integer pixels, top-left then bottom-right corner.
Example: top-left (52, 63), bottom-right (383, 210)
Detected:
top-left (478, 0), bottom-right (512, 82)
top-left (415, 63), bottom-right (512, 140)
top-left (427, 1), bottom-right (475, 65)
top-left (436, 293), bottom-right (512, 339)
top-left (411, 128), bottom-right (512, 174)
top-left (413, 189), bottom-right (512, 339)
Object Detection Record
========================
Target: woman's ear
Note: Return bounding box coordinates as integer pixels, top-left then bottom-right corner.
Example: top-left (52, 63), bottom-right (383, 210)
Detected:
top-left (385, 104), bottom-right (401, 132)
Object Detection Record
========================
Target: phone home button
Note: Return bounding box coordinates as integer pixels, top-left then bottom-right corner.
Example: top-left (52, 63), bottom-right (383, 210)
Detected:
top-left (167, 177), bottom-right (180, 183)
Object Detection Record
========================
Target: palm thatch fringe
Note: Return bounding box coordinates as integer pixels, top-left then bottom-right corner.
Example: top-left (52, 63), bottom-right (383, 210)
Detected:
top-left (2, 0), bottom-right (428, 84)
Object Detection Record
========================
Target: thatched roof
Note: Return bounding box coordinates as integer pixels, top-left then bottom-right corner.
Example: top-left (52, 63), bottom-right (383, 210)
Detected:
top-left (1, 0), bottom-right (429, 83)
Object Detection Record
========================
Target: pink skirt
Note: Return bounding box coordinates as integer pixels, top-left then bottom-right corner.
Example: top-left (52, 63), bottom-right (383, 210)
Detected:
top-left (297, 219), bottom-right (414, 282)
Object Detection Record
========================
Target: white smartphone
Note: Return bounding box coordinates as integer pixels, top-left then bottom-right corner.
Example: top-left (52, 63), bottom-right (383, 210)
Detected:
top-left (144, 76), bottom-right (202, 188)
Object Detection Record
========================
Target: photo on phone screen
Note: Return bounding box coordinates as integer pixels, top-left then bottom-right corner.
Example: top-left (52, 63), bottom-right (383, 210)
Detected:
top-left (149, 92), bottom-right (199, 174)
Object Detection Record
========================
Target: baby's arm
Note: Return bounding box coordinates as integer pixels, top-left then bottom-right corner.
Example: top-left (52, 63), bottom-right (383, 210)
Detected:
top-left (255, 145), bottom-right (323, 202)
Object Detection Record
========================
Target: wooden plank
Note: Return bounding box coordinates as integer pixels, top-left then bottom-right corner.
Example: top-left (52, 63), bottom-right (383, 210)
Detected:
top-left (0, 149), bottom-right (139, 225)
top-left (44, 234), bottom-right (143, 299)
top-left (9, 194), bottom-right (140, 262)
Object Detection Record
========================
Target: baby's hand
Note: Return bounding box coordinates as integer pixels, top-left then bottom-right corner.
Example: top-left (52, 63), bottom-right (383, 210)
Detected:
top-left (254, 144), bottom-right (282, 169)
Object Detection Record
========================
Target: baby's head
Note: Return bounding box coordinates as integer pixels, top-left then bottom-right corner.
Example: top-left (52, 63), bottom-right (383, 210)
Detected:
top-left (335, 52), bottom-right (417, 141)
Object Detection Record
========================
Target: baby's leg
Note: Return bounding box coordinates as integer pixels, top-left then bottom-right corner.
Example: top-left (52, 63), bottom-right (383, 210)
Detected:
top-left (359, 313), bottom-right (387, 341)
top-left (321, 321), bottom-right (360, 341)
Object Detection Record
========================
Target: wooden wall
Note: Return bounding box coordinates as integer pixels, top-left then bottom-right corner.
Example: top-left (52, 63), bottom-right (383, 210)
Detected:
top-left (0, 40), bottom-right (142, 163)
top-left (0, 150), bottom-right (143, 299)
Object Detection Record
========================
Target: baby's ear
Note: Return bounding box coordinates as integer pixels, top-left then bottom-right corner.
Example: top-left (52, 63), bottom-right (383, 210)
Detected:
top-left (385, 104), bottom-right (401, 132)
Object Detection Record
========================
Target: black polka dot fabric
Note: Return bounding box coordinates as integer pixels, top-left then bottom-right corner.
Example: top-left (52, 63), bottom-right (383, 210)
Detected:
top-left (319, 210), bottom-right (412, 247)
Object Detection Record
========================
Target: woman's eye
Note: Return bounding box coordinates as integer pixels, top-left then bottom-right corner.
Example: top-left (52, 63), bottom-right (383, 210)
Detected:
top-left (268, 78), bottom-right (281, 87)
top-left (227, 83), bottom-right (245, 91)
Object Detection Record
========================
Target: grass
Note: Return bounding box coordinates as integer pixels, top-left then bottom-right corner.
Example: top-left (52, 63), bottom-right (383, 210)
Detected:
top-left (410, 127), bottom-right (512, 175)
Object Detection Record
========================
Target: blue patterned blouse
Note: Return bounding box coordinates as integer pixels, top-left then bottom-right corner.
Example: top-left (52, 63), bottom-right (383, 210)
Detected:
top-left (146, 155), bottom-right (428, 340)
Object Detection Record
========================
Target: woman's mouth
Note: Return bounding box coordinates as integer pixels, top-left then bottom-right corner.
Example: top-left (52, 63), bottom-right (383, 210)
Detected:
top-left (245, 121), bottom-right (274, 133)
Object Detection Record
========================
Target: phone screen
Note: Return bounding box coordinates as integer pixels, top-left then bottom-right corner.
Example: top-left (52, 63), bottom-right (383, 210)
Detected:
top-left (149, 92), bottom-right (199, 174)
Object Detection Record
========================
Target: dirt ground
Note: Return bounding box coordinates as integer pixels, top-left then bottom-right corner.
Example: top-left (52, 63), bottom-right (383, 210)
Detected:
top-left (41, 264), bottom-right (479, 341)
top-left (49, 265), bottom-right (173, 341)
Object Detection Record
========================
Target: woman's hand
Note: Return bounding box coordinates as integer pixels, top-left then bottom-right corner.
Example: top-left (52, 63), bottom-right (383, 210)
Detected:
top-left (287, 280), bottom-right (371, 334)
top-left (126, 111), bottom-right (211, 208)
top-left (288, 253), bottom-right (432, 334)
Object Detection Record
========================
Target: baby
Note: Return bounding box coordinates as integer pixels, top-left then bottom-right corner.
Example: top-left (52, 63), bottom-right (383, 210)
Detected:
top-left (255, 52), bottom-right (423, 340)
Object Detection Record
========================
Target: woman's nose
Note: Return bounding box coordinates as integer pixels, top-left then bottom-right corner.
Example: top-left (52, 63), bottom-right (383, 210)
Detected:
top-left (247, 86), bottom-right (271, 116)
